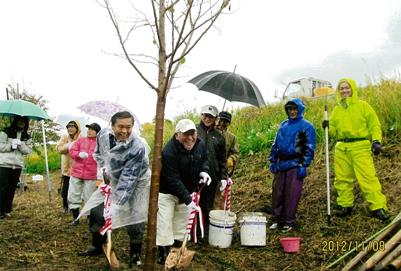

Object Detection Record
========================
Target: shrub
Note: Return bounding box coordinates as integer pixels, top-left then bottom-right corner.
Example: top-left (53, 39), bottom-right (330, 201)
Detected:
top-left (25, 145), bottom-right (60, 174)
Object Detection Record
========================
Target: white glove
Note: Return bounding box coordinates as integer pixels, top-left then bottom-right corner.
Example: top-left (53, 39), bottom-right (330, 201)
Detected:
top-left (199, 172), bottom-right (211, 186)
top-left (219, 179), bottom-right (228, 191)
top-left (12, 138), bottom-right (22, 145)
top-left (11, 138), bottom-right (21, 149)
top-left (78, 152), bottom-right (89, 159)
top-left (186, 201), bottom-right (200, 212)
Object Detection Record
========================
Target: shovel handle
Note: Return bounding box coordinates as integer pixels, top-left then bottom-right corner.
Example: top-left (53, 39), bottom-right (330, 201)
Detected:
top-left (180, 232), bottom-right (190, 253)
top-left (106, 231), bottom-right (112, 255)
top-left (324, 105), bottom-right (331, 222)
top-left (103, 168), bottom-right (110, 185)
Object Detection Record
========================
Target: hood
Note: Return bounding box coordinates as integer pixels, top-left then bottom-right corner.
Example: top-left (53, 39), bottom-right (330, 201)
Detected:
top-left (70, 120), bottom-right (81, 140)
top-left (336, 78), bottom-right (358, 105)
top-left (285, 98), bottom-right (305, 120)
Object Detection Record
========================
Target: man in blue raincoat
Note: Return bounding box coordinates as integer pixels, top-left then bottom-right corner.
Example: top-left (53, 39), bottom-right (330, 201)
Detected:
top-left (269, 98), bottom-right (316, 232)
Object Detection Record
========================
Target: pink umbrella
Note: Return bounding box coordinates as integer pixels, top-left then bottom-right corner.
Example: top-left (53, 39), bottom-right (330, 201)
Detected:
top-left (78, 100), bottom-right (141, 134)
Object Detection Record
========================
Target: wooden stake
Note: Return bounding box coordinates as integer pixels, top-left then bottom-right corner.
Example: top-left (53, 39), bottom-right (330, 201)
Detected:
top-left (374, 242), bottom-right (401, 270)
top-left (359, 228), bottom-right (401, 270)
top-left (326, 212), bottom-right (401, 270)
top-left (341, 219), bottom-right (399, 271)
top-left (388, 253), bottom-right (401, 270)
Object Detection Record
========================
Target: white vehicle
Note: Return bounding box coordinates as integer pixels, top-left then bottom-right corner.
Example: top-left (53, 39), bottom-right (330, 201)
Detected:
top-left (282, 77), bottom-right (334, 100)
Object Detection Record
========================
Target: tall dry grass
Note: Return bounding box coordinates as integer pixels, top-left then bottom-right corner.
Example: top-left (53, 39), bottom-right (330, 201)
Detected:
top-left (140, 79), bottom-right (401, 155)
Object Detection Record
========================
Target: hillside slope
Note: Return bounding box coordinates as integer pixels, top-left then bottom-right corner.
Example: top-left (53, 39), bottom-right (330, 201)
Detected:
top-left (2, 80), bottom-right (401, 270)
top-left (1, 143), bottom-right (400, 270)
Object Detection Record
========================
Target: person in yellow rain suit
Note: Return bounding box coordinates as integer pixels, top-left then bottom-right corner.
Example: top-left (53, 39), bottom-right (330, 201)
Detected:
top-left (322, 78), bottom-right (389, 221)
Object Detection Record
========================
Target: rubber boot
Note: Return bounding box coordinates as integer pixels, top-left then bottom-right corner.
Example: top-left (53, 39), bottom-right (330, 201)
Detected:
top-left (93, 232), bottom-right (107, 249)
top-left (129, 243), bottom-right (142, 267)
top-left (78, 233), bottom-right (105, 256)
top-left (70, 208), bottom-right (80, 226)
top-left (157, 246), bottom-right (170, 265)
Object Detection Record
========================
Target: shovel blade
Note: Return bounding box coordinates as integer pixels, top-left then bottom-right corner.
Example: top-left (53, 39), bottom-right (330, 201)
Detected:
top-left (102, 243), bottom-right (120, 269)
top-left (164, 247), bottom-right (195, 270)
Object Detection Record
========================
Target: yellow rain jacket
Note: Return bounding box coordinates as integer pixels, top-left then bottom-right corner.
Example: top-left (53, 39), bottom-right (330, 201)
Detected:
top-left (329, 78), bottom-right (387, 211)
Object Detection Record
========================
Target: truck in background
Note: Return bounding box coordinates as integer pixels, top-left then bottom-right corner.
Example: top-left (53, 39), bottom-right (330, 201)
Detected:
top-left (282, 77), bottom-right (334, 100)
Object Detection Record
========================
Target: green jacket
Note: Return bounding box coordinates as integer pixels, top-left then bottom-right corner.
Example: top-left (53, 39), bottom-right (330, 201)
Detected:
top-left (222, 129), bottom-right (239, 174)
top-left (329, 78), bottom-right (382, 143)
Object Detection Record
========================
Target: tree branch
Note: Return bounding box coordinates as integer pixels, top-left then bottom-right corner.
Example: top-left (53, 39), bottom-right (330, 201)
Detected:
top-left (104, 0), bottom-right (157, 92)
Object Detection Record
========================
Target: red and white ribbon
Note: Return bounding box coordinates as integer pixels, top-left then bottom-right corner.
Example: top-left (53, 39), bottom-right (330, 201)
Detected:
top-left (188, 191), bottom-right (204, 243)
top-left (99, 183), bottom-right (112, 235)
top-left (223, 178), bottom-right (233, 211)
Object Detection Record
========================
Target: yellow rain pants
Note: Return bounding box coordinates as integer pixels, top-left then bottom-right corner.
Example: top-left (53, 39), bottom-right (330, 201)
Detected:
top-left (334, 140), bottom-right (387, 211)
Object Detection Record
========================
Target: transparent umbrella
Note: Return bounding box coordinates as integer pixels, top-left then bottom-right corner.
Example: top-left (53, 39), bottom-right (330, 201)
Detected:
top-left (78, 100), bottom-right (141, 135)
top-left (54, 109), bottom-right (109, 136)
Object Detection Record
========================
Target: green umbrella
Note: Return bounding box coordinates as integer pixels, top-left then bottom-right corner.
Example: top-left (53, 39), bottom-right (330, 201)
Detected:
top-left (0, 99), bottom-right (49, 120)
top-left (0, 99), bottom-right (52, 201)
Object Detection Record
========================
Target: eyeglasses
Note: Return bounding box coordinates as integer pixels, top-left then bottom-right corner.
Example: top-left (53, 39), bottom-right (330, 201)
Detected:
top-left (67, 124), bottom-right (77, 128)
top-left (182, 130), bottom-right (196, 137)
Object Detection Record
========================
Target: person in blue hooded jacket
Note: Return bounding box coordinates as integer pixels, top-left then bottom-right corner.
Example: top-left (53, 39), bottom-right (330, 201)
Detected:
top-left (268, 98), bottom-right (316, 232)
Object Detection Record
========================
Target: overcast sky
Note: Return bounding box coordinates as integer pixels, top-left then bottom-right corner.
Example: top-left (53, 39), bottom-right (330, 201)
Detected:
top-left (1, 0), bottom-right (401, 124)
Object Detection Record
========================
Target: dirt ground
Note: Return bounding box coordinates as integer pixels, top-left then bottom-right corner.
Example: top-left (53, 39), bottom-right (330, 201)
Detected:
top-left (1, 143), bottom-right (401, 271)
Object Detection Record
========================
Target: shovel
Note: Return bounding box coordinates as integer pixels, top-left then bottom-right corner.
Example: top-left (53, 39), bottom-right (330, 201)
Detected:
top-left (101, 169), bottom-right (120, 269)
top-left (164, 231), bottom-right (195, 271)
top-left (165, 200), bottom-right (200, 271)
top-left (102, 230), bottom-right (120, 269)
top-left (324, 104), bottom-right (331, 225)
top-left (315, 87), bottom-right (334, 226)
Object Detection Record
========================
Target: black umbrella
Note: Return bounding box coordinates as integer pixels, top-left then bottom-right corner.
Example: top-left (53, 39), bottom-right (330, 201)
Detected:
top-left (188, 70), bottom-right (265, 108)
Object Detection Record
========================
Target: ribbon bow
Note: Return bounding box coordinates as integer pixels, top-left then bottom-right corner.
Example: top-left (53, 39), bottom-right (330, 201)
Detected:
top-left (188, 191), bottom-right (203, 243)
top-left (223, 178), bottom-right (233, 211)
top-left (99, 183), bottom-right (112, 235)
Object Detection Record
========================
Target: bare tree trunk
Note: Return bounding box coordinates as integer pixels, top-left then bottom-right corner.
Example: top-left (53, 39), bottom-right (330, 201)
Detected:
top-left (102, 1), bottom-right (231, 269)
top-left (144, 1), bottom-right (167, 270)
top-left (144, 95), bottom-right (166, 270)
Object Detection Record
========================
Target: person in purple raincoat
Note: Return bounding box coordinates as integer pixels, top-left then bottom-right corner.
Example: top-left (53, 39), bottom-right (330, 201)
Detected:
top-left (268, 98), bottom-right (316, 232)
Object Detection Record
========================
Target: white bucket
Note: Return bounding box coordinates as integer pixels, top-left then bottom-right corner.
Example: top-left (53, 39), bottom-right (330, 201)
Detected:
top-left (238, 212), bottom-right (267, 246)
top-left (208, 210), bottom-right (236, 248)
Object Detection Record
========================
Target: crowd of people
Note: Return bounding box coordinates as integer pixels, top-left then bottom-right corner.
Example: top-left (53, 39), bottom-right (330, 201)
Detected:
top-left (0, 78), bottom-right (391, 267)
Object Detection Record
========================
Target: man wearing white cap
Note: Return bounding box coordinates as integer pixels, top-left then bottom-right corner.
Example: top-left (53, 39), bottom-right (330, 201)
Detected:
top-left (197, 105), bottom-right (228, 238)
top-left (156, 119), bottom-right (210, 264)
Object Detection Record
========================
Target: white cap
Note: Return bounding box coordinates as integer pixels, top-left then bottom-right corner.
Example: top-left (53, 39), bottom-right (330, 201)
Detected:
top-left (175, 119), bottom-right (196, 133)
top-left (201, 105), bottom-right (218, 117)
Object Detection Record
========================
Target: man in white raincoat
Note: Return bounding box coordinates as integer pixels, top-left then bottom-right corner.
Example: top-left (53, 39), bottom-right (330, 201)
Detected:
top-left (77, 111), bottom-right (151, 268)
